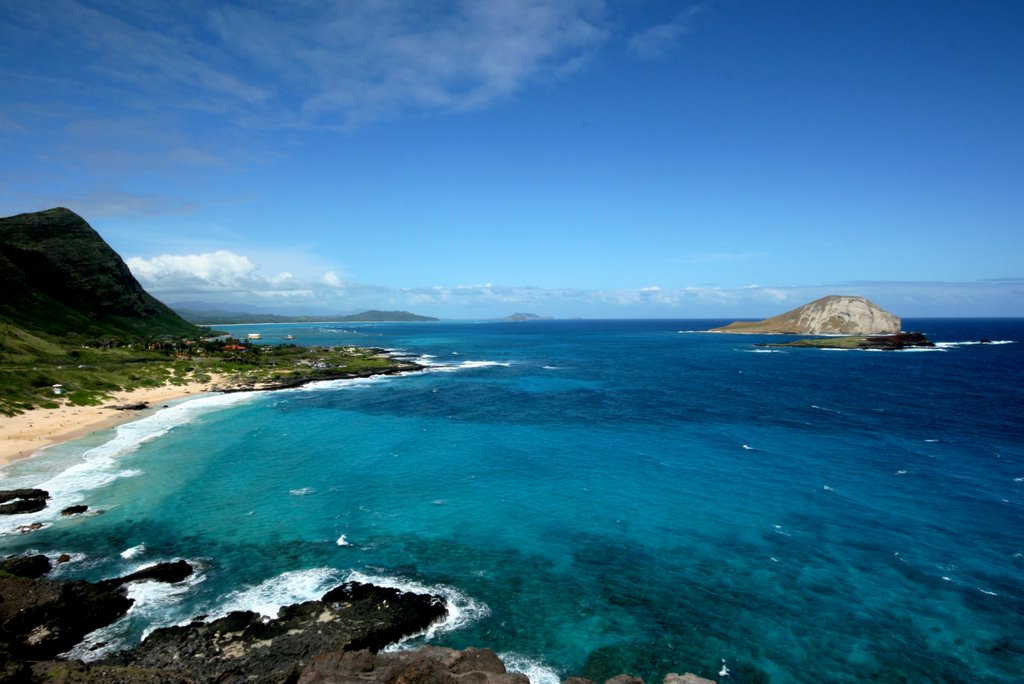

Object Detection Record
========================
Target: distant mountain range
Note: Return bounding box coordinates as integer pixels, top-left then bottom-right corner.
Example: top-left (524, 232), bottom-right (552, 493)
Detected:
top-left (174, 308), bottom-right (439, 324)
top-left (0, 207), bottom-right (201, 338)
top-left (501, 313), bottom-right (553, 321)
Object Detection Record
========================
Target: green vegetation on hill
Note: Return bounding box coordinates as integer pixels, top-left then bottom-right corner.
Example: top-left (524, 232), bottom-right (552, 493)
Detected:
top-left (0, 207), bottom-right (202, 339)
top-left (0, 208), bottom-right (422, 416)
top-left (0, 324), bottom-right (416, 416)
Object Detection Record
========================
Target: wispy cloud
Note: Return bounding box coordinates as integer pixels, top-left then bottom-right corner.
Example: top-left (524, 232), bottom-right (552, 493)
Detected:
top-left (626, 6), bottom-right (703, 61)
top-left (4, 1), bottom-right (609, 132)
top-left (127, 249), bottom-right (1024, 318)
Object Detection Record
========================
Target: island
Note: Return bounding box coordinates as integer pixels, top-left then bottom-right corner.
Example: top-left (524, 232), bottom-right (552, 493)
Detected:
top-left (711, 295), bottom-right (901, 335)
top-left (501, 312), bottom-right (553, 321)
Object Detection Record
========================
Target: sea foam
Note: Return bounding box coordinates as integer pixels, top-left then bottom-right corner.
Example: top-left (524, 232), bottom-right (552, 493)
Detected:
top-left (208, 567), bottom-right (345, 620)
top-left (0, 392), bottom-right (258, 537)
top-left (347, 570), bottom-right (490, 643)
top-left (66, 560), bottom-right (206, 662)
top-left (498, 652), bottom-right (561, 684)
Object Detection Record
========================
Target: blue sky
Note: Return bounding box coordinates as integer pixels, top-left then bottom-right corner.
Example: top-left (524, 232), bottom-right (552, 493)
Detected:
top-left (2, 0), bottom-right (1022, 318)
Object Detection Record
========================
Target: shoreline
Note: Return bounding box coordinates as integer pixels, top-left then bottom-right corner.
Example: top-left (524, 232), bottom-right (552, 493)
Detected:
top-left (0, 361), bottom-right (425, 467)
top-left (0, 378), bottom-right (227, 466)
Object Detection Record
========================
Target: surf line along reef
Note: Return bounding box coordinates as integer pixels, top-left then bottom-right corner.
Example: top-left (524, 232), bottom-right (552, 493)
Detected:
top-left (0, 553), bottom-right (719, 683)
top-left (0, 552), bottom-right (457, 682)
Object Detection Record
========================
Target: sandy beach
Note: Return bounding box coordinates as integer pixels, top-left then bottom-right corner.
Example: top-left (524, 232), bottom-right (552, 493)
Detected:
top-left (0, 378), bottom-right (228, 466)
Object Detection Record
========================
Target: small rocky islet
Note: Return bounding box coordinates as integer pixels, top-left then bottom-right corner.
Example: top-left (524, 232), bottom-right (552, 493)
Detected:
top-left (712, 295), bottom-right (937, 349)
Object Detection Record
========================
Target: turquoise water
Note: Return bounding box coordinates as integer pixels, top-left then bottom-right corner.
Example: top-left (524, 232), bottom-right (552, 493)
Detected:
top-left (2, 319), bottom-right (1022, 682)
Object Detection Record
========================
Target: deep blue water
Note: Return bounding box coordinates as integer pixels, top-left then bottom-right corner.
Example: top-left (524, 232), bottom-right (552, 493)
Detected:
top-left (2, 319), bottom-right (1023, 683)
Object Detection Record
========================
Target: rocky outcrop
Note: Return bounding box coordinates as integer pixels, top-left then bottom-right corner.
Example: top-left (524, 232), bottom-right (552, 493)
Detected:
top-left (99, 560), bottom-right (194, 588)
top-left (0, 574), bottom-right (134, 662)
top-left (1, 558), bottom-right (720, 684)
top-left (106, 402), bottom-right (149, 411)
top-left (756, 331), bottom-right (934, 351)
top-left (298, 646), bottom-right (529, 684)
top-left (0, 560), bottom-right (194, 665)
top-left (712, 295), bottom-right (901, 335)
top-left (753, 331), bottom-right (937, 352)
top-left (0, 489), bottom-right (50, 515)
top-left (106, 581), bottom-right (448, 682)
top-left (0, 554), bottom-right (52, 579)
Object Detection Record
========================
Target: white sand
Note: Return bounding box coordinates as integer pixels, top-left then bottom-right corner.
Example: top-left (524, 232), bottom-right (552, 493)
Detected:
top-left (0, 377), bottom-right (230, 465)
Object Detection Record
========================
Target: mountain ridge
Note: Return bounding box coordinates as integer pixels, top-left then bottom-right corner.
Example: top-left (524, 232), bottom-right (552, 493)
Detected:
top-left (0, 207), bottom-right (201, 338)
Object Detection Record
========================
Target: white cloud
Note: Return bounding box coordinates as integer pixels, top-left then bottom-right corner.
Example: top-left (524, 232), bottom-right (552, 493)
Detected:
top-left (319, 271), bottom-right (344, 288)
top-left (128, 250), bottom-right (274, 293)
top-left (127, 248), bottom-right (1024, 318)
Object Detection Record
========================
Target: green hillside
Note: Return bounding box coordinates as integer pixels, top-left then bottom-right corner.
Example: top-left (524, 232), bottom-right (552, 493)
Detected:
top-left (0, 207), bottom-right (202, 339)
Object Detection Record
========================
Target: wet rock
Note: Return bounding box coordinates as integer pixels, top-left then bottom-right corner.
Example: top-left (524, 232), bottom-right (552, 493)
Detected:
top-left (0, 489), bottom-right (49, 515)
top-left (0, 554), bottom-right (52, 579)
top-left (99, 560), bottom-right (193, 588)
top-left (0, 560), bottom-right (197, 665)
top-left (107, 581), bottom-right (448, 682)
top-left (61, 505), bottom-right (89, 516)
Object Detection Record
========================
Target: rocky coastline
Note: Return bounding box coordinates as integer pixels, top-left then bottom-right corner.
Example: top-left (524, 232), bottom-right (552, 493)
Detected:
top-left (215, 356), bottom-right (424, 394)
top-left (1, 358), bottom-right (724, 684)
top-left (0, 552), bottom-right (450, 683)
top-left (1, 549), bottom-right (721, 684)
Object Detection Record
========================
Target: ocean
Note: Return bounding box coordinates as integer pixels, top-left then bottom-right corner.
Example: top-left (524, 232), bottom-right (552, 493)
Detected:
top-left (1, 318), bottom-right (1022, 683)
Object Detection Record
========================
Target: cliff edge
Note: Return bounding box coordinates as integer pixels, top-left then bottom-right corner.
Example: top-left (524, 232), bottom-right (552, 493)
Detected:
top-left (0, 207), bottom-right (201, 338)
top-left (711, 295), bottom-right (901, 335)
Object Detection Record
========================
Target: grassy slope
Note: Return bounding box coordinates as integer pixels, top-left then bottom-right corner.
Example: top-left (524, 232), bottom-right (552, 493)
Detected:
top-left (0, 323), bottom-right (411, 416)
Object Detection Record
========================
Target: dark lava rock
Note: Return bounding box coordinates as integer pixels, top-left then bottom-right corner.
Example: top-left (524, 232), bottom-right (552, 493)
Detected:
top-left (28, 661), bottom-right (196, 683)
top-left (0, 560), bottom-right (196, 667)
top-left (107, 581), bottom-right (448, 683)
top-left (0, 489), bottom-right (49, 515)
top-left (861, 331), bottom-right (934, 350)
top-left (61, 505), bottom-right (89, 516)
top-left (0, 575), bottom-right (133, 661)
top-left (0, 554), bottom-right (52, 579)
top-left (99, 560), bottom-right (194, 589)
top-left (298, 646), bottom-right (529, 684)
top-left (107, 402), bottom-right (149, 411)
